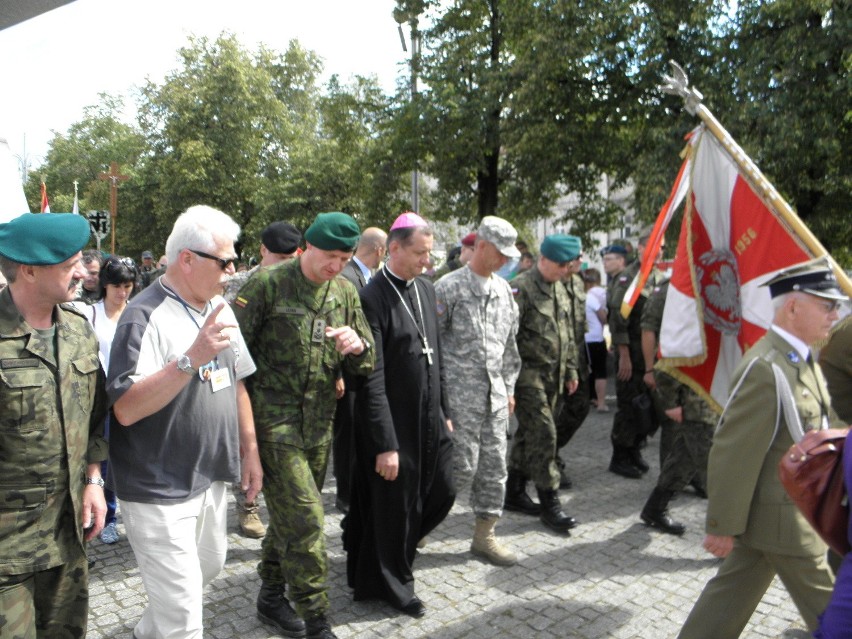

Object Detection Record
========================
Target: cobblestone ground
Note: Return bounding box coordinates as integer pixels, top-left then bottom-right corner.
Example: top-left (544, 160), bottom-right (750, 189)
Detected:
top-left (87, 399), bottom-right (809, 639)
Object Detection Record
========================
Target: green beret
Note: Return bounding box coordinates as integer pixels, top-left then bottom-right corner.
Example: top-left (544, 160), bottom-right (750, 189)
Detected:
top-left (304, 212), bottom-right (360, 252)
top-left (0, 213), bottom-right (91, 265)
top-left (540, 234), bottom-right (582, 263)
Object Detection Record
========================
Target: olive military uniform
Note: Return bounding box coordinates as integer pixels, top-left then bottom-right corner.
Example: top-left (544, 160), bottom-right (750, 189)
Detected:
top-left (508, 266), bottom-right (578, 490)
top-left (233, 256), bottom-right (374, 620)
top-left (0, 290), bottom-right (108, 638)
top-left (608, 259), bottom-right (658, 471)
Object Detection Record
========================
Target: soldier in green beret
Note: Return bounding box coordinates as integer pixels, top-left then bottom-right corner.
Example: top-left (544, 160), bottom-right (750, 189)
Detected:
top-left (505, 234), bottom-right (581, 534)
top-left (0, 213), bottom-right (108, 638)
top-left (234, 211), bottom-right (375, 639)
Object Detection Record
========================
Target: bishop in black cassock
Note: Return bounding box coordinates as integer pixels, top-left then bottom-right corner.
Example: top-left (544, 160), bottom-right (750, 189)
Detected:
top-left (344, 218), bottom-right (455, 616)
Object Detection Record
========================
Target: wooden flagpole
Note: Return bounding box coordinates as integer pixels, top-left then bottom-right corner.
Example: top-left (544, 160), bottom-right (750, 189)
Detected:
top-left (660, 61), bottom-right (852, 297)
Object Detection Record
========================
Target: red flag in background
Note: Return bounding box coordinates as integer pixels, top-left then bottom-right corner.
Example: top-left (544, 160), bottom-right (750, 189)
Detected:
top-left (40, 181), bottom-right (50, 213)
top-left (640, 126), bottom-right (814, 411)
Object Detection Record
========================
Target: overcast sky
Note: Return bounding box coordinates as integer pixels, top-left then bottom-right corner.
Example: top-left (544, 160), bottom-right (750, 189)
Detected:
top-left (0, 0), bottom-right (409, 172)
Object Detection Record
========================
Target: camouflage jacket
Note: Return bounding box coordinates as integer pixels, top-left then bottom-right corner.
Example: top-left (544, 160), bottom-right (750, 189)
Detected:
top-left (223, 265), bottom-right (259, 304)
top-left (0, 288), bottom-right (108, 575)
top-left (609, 261), bottom-right (661, 365)
top-left (563, 273), bottom-right (588, 378)
top-left (512, 266), bottom-right (578, 391)
top-left (434, 265), bottom-right (521, 414)
top-left (233, 257), bottom-right (375, 448)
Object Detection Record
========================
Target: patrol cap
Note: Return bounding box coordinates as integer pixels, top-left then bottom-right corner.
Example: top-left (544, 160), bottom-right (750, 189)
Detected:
top-left (461, 232), bottom-right (477, 248)
top-left (304, 212), bottom-right (360, 252)
top-left (0, 213), bottom-right (91, 266)
top-left (541, 234), bottom-right (582, 263)
top-left (261, 221), bottom-right (301, 254)
top-left (477, 216), bottom-right (520, 258)
top-left (141, 250), bottom-right (154, 259)
top-left (762, 257), bottom-right (847, 301)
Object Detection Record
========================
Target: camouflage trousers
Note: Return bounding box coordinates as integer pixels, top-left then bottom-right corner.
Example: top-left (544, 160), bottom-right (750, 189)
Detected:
top-left (450, 399), bottom-right (510, 518)
top-left (656, 419), bottom-right (714, 493)
top-left (0, 548), bottom-right (88, 639)
top-left (508, 383), bottom-right (561, 491)
top-left (611, 371), bottom-right (646, 448)
top-left (258, 441), bottom-right (330, 619)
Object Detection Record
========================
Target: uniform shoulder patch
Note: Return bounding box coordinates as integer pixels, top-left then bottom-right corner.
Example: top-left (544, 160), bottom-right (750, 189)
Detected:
top-left (436, 301), bottom-right (446, 316)
top-left (234, 296), bottom-right (248, 308)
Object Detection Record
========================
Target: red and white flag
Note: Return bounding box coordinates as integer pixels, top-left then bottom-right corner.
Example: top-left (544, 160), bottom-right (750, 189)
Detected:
top-left (648, 126), bottom-right (814, 411)
top-left (40, 181), bottom-right (50, 213)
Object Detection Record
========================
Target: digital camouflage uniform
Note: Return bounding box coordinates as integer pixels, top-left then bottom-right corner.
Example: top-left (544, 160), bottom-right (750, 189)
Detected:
top-left (508, 266), bottom-right (578, 490)
top-left (232, 257), bottom-right (374, 620)
top-left (222, 265), bottom-right (259, 304)
top-left (641, 280), bottom-right (716, 493)
top-left (0, 290), bottom-right (108, 639)
top-left (434, 265), bottom-right (521, 517)
top-left (608, 260), bottom-right (656, 452)
top-left (555, 273), bottom-right (590, 457)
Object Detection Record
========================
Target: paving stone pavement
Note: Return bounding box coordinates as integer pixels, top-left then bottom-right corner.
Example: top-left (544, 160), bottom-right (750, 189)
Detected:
top-left (87, 400), bottom-right (810, 639)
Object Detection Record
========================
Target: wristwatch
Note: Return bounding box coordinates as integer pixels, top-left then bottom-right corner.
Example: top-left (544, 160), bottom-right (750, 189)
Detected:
top-left (177, 354), bottom-right (195, 375)
top-left (85, 476), bottom-right (105, 487)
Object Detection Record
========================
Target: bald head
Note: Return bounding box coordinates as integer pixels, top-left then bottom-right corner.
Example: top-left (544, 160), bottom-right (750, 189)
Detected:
top-left (355, 226), bottom-right (388, 269)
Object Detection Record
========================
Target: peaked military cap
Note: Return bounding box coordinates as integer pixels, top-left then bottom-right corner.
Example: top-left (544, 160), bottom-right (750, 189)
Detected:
top-left (0, 213), bottom-right (91, 265)
top-left (762, 257), bottom-right (847, 301)
top-left (477, 216), bottom-right (520, 258)
top-left (304, 212), bottom-right (360, 252)
top-left (541, 234), bottom-right (582, 263)
top-left (262, 221), bottom-right (302, 254)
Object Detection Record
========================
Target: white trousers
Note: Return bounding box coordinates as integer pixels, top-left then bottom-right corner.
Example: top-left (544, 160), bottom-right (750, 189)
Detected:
top-left (122, 481), bottom-right (229, 639)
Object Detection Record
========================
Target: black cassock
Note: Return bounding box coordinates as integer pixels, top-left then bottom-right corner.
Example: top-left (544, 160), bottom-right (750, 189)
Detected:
top-left (345, 267), bottom-right (455, 610)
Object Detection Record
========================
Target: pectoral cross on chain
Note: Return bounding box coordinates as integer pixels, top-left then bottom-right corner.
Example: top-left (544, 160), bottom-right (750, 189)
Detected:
top-left (421, 337), bottom-right (434, 366)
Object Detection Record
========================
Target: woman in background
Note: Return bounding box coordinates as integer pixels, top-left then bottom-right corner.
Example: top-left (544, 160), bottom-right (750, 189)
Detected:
top-left (74, 255), bottom-right (137, 544)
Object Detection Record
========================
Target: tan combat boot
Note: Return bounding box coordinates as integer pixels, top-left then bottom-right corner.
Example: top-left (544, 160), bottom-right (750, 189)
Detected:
top-left (471, 516), bottom-right (517, 566)
top-left (239, 501), bottom-right (266, 539)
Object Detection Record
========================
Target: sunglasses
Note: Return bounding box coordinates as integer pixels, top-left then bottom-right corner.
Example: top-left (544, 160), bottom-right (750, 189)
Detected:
top-left (105, 257), bottom-right (137, 275)
top-left (188, 249), bottom-right (238, 271)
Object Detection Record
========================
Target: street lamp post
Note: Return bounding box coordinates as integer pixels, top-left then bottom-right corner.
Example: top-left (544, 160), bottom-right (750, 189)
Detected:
top-left (394, 9), bottom-right (420, 213)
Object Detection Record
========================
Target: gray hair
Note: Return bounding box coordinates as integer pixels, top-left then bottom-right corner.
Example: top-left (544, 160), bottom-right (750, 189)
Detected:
top-left (165, 205), bottom-right (241, 265)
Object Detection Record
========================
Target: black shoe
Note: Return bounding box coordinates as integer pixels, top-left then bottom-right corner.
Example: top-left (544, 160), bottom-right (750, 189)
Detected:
top-left (399, 596), bottom-right (426, 618)
top-left (641, 488), bottom-right (686, 536)
top-left (537, 488), bottom-right (577, 534)
top-left (609, 458), bottom-right (643, 479)
top-left (305, 615), bottom-right (338, 639)
top-left (257, 583), bottom-right (307, 638)
top-left (504, 471), bottom-right (540, 515)
top-left (628, 448), bottom-right (649, 473)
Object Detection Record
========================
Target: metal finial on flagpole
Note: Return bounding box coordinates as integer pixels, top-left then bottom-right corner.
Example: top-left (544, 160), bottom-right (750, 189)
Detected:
top-left (660, 60), bottom-right (852, 297)
top-left (660, 61), bottom-right (703, 115)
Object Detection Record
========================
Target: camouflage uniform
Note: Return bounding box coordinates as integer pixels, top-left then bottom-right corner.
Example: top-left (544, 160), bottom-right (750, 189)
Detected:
top-left (232, 257), bottom-right (374, 620)
top-left (434, 265), bottom-right (521, 517)
top-left (555, 273), bottom-right (590, 458)
top-left (508, 266), bottom-right (578, 490)
top-left (642, 280), bottom-right (716, 493)
top-left (608, 260), bottom-right (656, 453)
top-left (222, 265), bottom-right (258, 304)
top-left (0, 290), bottom-right (108, 639)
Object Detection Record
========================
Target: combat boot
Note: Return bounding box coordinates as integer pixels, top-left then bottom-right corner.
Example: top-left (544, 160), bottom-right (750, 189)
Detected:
top-left (504, 471), bottom-right (540, 515)
top-left (628, 447), bottom-right (650, 474)
top-left (305, 614), bottom-right (338, 639)
top-left (239, 501), bottom-right (266, 538)
top-left (609, 446), bottom-right (643, 479)
top-left (537, 488), bottom-right (577, 534)
top-left (471, 516), bottom-right (517, 566)
top-left (640, 488), bottom-right (686, 536)
top-left (257, 582), bottom-right (306, 637)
